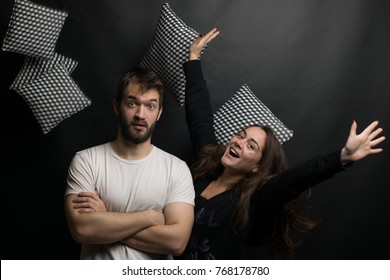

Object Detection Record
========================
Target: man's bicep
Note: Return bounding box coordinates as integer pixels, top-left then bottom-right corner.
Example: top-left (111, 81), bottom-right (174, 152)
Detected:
top-left (164, 202), bottom-right (194, 228)
top-left (64, 194), bottom-right (84, 242)
top-left (67, 154), bottom-right (95, 193)
top-left (64, 194), bottom-right (78, 218)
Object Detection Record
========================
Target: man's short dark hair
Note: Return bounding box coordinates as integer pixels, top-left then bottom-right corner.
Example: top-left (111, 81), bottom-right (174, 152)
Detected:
top-left (115, 66), bottom-right (164, 106)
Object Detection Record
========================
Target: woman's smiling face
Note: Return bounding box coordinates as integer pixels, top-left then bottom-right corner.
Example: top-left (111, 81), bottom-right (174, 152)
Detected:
top-left (221, 126), bottom-right (267, 174)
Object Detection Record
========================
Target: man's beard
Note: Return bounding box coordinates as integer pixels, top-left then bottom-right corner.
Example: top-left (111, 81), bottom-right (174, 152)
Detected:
top-left (119, 116), bottom-right (157, 144)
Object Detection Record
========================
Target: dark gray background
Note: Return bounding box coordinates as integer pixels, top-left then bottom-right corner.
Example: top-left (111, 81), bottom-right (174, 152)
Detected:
top-left (1, 0), bottom-right (389, 259)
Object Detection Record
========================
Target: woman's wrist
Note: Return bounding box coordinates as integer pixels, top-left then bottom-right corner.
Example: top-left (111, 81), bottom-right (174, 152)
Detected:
top-left (189, 53), bottom-right (200, 60)
top-left (340, 147), bottom-right (352, 165)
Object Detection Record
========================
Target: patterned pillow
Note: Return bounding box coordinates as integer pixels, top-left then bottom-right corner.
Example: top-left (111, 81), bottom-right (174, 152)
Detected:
top-left (16, 64), bottom-right (91, 134)
top-left (1, 0), bottom-right (68, 59)
top-left (139, 2), bottom-right (205, 107)
top-left (213, 84), bottom-right (293, 145)
top-left (10, 52), bottom-right (78, 90)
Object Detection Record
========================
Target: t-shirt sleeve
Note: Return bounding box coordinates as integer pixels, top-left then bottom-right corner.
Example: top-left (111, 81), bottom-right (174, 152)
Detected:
top-left (165, 159), bottom-right (195, 206)
top-left (64, 151), bottom-right (96, 196)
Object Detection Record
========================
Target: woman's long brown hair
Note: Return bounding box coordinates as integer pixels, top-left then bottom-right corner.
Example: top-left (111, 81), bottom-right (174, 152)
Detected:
top-left (190, 125), bottom-right (320, 259)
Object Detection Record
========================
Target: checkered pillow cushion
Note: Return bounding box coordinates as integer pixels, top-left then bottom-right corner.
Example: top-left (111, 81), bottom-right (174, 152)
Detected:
top-left (16, 64), bottom-right (91, 134)
top-left (1, 0), bottom-right (68, 59)
top-left (139, 3), bottom-right (205, 107)
top-left (213, 84), bottom-right (293, 145)
top-left (10, 52), bottom-right (78, 90)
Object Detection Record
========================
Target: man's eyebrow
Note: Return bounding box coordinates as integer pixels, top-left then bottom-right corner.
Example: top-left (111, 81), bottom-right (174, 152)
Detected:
top-left (126, 95), bottom-right (158, 103)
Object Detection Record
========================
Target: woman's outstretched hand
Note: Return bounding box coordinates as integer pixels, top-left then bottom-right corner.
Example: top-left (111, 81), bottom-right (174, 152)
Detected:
top-left (189, 27), bottom-right (220, 60)
top-left (341, 120), bottom-right (385, 164)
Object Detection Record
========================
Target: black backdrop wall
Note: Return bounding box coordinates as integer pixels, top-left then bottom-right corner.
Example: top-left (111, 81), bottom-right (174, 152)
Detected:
top-left (1, 0), bottom-right (389, 260)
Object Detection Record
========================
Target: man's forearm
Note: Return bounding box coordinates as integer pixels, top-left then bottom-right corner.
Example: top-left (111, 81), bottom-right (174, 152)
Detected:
top-left (121, 223), bottom-right (192, 256)
top-left (121, 202), bottom-right (194, 256)
top-left (68, 209), bottom-right (163, 244)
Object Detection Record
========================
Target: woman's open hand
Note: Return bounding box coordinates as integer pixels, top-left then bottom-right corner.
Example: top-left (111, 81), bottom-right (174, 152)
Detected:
top-left (341, 120), bottom-right (385, 164)
top-left (189, 27), bottom-right (220, 60)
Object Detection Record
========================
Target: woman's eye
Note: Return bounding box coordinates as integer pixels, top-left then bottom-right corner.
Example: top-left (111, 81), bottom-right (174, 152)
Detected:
top-left (148, 105), bottom-right (156, 110)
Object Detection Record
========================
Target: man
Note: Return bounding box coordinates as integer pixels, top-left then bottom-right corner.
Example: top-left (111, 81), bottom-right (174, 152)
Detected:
top-left (64, 66), bottom-right (195, 259)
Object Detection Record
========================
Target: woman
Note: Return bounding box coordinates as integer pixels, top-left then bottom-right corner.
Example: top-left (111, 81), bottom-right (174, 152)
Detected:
top-left (175, 28), bottom-right (385, 259)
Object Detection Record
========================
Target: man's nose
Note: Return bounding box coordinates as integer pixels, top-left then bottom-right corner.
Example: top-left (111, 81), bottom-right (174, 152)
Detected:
top-left (135, 105), bottom-right (146, 118)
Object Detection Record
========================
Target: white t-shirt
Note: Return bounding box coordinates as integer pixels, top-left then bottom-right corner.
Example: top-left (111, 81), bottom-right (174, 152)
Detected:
top-left (65, 143), bottom-right (195, 260)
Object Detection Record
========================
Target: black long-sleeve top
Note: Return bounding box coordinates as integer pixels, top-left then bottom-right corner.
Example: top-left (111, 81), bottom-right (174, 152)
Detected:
top-left (177, 60), bottom-right (346, 260)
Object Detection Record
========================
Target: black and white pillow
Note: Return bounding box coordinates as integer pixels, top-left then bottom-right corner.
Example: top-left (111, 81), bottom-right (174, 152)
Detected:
top-left (16, 64), bottom-right (91, 134)
top-left (139, 2), bottom-right (205, 107)
top-left (10, 52), bottom-right (78, 90)
top-left (213, 84), bottom-right (293, 145)
top-left (1, 0), bottom-right (68, 59)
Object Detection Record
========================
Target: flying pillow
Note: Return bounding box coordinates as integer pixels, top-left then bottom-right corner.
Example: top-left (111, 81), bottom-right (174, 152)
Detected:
top-left (10, 52), bottom-right (78, 90)
top-left (16, 64), bottom-right (91, 134)
top-left (139, 3), bottom-right (205, 107)
top-left (213, 84), bottom-right (293, 145)
top-left (1, 0), bottom-right (68, 59)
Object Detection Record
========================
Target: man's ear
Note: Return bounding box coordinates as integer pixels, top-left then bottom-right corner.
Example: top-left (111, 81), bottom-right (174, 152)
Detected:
top-left (157, 106), bottom-right (163, 121)
top-left (113, 99), bottom-right (120, 116)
